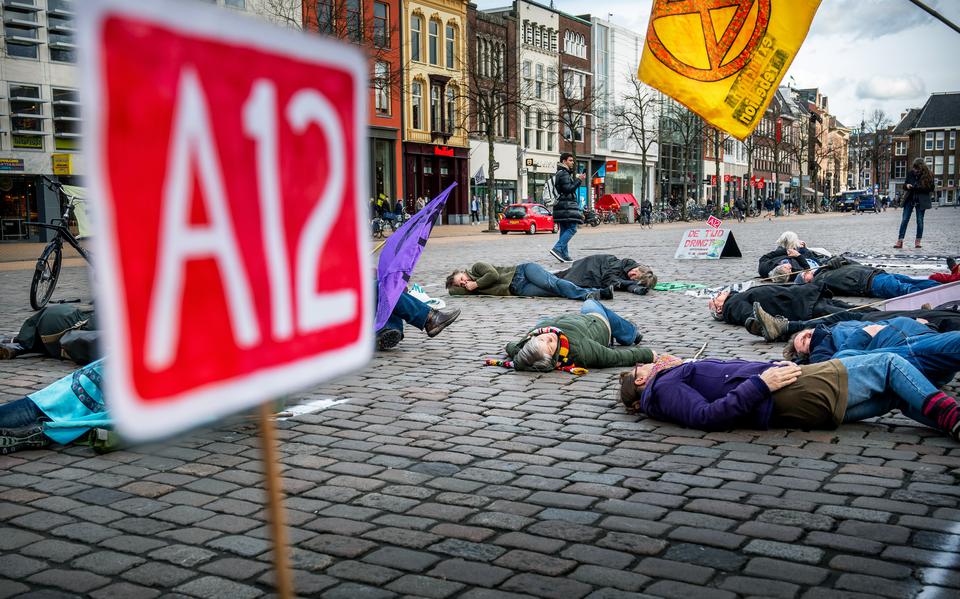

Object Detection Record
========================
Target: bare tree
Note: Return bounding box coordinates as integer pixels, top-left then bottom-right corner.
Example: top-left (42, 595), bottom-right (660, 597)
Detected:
top-left (707, 127), bottom-right (732, 215)
top-left (741, 132), bottom-right (760, 215)
top-left (865, 109), bottom-right (892, 195)
top-left (786, 114), bottom-right (814, 213)
top-left (661, 101), bottom-right (705, 221)
top-left (755, 100), bottom-right (793, 211)
top-left (256, 0), bottom-right (303, 29)
top-left (611, 75), bottom-right (660, 208)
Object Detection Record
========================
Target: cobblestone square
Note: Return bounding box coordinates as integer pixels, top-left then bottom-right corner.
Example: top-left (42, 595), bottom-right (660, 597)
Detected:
top-left (1, 209), bottom-right (958, 598)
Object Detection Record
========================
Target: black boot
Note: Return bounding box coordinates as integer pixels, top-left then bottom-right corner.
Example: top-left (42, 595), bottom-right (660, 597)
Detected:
top-left (376, 329), bottom-right (403, 351)
top-left (0, 342), bottom-right (24, 360)
top-left (425, 308), bottom-right (461, 338)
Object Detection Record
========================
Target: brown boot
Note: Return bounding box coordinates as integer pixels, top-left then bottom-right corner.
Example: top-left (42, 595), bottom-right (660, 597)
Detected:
top-left (753, 302), bottom-right (789, 342)
top-left (425, 308), bottom-right (461, 338)
top-left (893, 239), bottom-right (903, 249)
top-left (915, 239), bottom-right (922, 249)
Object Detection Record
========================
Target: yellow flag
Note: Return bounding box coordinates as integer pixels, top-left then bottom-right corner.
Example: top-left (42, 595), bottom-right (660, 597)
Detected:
top-left (639, 0), bottom-right (822, 139)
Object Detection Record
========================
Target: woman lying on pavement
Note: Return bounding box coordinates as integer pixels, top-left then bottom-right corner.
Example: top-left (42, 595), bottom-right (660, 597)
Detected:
top-left (486, 300), bottom-right (655, 374)
top-left (446, 262), bottom-right (614, 301)
top-left (618, 353), bottom-right (960, 441)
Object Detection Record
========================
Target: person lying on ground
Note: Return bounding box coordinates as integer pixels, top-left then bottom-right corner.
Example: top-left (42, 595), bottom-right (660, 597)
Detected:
top-left (376, 290), bottom-right (460, 351)
top-left (747, 303), bottom-right (960, 343)
top-left (446, 262), bottom-right (614, 301)
top-left (0, 359), bottom-right (109, 455)
top-left (708, 280), bottom-right (866, 330)
top-left (486, 299), bottom-right (655, 373)
top-left (759, 231), bottom-right (830, 278)
top-left (793, 255), bottom-right (941, 299)
top-left (776, 317), bottom-right (960, 386)
top-left (1, 304), bottom-right (98, 364)
top-left (555, 254), bottom-right (657, 296)
top-left (930, 257), bottom-right (960, 284)
top-left (618, 352), bottom-right (960, 441)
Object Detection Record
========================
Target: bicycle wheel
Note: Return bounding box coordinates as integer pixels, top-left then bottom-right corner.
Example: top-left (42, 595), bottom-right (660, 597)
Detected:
top-left (30, 240), bottom-right (62, 310)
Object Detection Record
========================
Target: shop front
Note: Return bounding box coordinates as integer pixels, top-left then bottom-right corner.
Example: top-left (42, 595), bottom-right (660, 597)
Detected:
top-left (403, 142), bottom-right (468, 223)
top-left (370, 128), bottom-right (401, 210)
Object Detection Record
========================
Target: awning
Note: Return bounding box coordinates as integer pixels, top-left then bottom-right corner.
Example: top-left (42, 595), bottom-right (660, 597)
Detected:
top-left (802, 187), bottom-right (823, 196)
top-left (596, 193), bottom-right (639, 211)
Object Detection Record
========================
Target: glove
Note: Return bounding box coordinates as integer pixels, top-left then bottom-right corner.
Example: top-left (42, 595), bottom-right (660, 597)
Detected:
top-left (632, 286), bottom-right (649, 296)
top-left (827, 256), bottom-right (847, 270)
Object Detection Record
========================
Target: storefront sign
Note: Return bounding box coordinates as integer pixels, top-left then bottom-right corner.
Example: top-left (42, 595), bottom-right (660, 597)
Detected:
top-left (525, 158), bottom-right (535, 167)
top-left (0, 158), bottom-right (24, 171)
top-left (605, 160), bottom-right (618, 172)
top-left (12, 135), bottom-right (42, 150)
top-left (434, 146), bottom-right (454, 157)
top-left (675, 228), bottom-right (742, 260)
top-left (52, 153), bottom-right (73, 175)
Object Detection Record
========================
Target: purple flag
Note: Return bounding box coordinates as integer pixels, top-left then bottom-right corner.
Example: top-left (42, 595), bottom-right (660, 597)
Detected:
top-left (374, 183), bottom-right (456, 330)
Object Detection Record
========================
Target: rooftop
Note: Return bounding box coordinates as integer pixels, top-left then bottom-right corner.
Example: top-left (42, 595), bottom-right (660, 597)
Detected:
top-left (913, 91), bottom-right (960, 129)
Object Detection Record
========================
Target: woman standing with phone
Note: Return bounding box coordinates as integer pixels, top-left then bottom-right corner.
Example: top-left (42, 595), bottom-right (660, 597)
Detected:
top-left (895, 158), bottom-right (935, 249)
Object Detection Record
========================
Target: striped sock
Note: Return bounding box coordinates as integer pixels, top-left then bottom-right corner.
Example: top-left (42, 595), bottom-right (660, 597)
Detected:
top-left (922, 391), bottom-right (960, 436)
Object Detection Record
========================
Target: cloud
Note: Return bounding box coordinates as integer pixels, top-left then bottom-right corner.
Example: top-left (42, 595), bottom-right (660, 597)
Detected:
top-left (855, 75), bottom-right (926, 100)
top-left (809, 0), bottom-right (953, 39)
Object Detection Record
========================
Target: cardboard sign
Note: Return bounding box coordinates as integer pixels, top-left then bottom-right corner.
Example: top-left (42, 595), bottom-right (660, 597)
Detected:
top-left (706, 215), bottom-right (722, 229)
top-left (80, 0), bottom-right (373, 440)
top-left (675, 228), bottom-right (742, 260)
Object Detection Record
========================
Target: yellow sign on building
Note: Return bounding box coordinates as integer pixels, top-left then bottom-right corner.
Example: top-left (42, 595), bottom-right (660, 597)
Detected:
top-left (52, 153), bottom-right (74, 175)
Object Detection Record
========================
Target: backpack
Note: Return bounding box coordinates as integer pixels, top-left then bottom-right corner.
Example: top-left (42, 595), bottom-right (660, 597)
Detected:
top-left (541, 173), bottom-right (559, 209)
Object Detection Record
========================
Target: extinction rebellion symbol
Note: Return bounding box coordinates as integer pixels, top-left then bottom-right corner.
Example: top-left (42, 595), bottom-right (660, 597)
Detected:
top-left (646, 0), bottom-right (771, 82)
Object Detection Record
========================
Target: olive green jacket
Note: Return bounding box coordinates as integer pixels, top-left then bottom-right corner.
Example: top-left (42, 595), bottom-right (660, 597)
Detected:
top-left (506, 313), bottom-right (654, 370)
top-left (448, 262), bottom-right (517, 296)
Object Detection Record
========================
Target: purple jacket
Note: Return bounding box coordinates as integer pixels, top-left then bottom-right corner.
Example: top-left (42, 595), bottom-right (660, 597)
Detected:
top-left (640, 360), bottom-right (776, 431)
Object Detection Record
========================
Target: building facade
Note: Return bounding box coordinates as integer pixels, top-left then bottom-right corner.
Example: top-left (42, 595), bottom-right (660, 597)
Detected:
top-left (467, 3), bottom-right (518, 212)
top-left (402, 0), bottom-right (471, 222)
top-left (890, 108), bottom-right (920, 200)
top-left (303, 0), bottom-right (405, 213)
top-left (557, 10), bottom-right (592, 198)
top-left (589, 15), bottom-right (654, 205)
top-left (0, 0), bottom-right (80, 241)
top-left (905, 92), bottom-right (959, 206)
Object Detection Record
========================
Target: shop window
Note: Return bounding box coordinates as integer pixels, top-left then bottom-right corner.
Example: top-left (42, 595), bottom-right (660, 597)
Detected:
top-left (10, 84), bottom-right (46, 150)
top-left (52, 88), bottom-right (80, 151)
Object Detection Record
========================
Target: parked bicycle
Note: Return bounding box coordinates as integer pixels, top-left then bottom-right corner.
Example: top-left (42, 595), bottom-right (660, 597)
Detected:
top-left (25, 177), bottom-right (93, 310)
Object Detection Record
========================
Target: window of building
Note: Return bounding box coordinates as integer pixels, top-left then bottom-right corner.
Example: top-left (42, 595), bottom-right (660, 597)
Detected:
top-left (374, 62), bottom-right (390, 115)
top-left (410, 15), bottom-right (422, 61)
top-left (534, 25), bottom-right (541, 48)
top-left (950, 155), bottom-right (956, 175)
top-left (894, 140), bottom-right (906, 156)
top-left (925, 155), bottom-right (934, 170)
top-left (535, 64), bottom-right (543, 99)
top-left (445, 85), bottom-right (457, 133)
top-left (535, 110), bottom-right (543, 150)
top-left (524, 110), bottom-right (532, 147)
top-left (373, 2), bottom-right (389, 48)
top-left (428, 20), bottom-right (439, 65)
top-left (48, 0), bottom-right (74, 12)
top-left (935, 155), bottom-right (944, 175)
top-left (346, 0), bottom-right (362, 42)
top-left (430, 84), bottom-right (441, 131)
top-left (547, 67), bottom-right (556, 102)
top-left (10, 84), bottom-right (46, 150)
top-left (4, 0), bottom-right (41, 60)
top-left (411, 81), bottom-right (423, 129)
top-left (316, 0), bottom-right (335, 34)
top-left (935, 131), bottom-right (945, 150)
top-left (47, 13), bottom-right (76, 62)
top-left (894, 160), bottom-right (906, 179)
top-left (445, 24), bottom-right (455, 69)
top-left (497, 93), bottom-right (507, 137)
top-left (51, 88), bottom-right (80, 151)
top-left (925, 131), bottom-right (934, 151)
top-left (563, 113), bottom-right (584, 142)
top-left (951, 130), bottom-right (957, 150)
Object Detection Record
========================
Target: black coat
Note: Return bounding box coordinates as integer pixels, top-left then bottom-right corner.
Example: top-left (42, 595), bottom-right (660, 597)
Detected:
top-left (723, 282), bottom-right (849, 326)
top-left (904, 169), bottom-right (934, 210)
top-left (557, 254), bottom-right (645, 293)
top-left (552, 165), bottom-right (583, 224)
top-left (757, 247), bottom-right (829, 278)
top-left (811, 259), bottom-right (882, 297)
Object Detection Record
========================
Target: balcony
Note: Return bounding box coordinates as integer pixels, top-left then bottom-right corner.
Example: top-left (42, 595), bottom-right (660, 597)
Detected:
top-left (3, 16), bottom-right (40, 28)
top-left (48, 41), bottom-right (76, 50)
top-left (2, 0), bottom-right (40, 12)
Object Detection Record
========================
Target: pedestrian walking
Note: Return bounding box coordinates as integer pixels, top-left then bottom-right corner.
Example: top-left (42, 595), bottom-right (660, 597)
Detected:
top-left (470, 196), bottom-right (480, 224)
top-left (549, 152), bottom-right (585, 263)
top-left (415, 196), bottom-right (427, 213)
top-left (895, 158), bottom-right (934, 249)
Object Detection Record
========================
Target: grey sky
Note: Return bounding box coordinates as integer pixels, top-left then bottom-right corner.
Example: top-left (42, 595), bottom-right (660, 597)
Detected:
top-left (474, 0), bottom-right (960, 129)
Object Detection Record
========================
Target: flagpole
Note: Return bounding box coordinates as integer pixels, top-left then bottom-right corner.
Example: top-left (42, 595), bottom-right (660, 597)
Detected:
top-left (906, 0), bottom-right (960, 34)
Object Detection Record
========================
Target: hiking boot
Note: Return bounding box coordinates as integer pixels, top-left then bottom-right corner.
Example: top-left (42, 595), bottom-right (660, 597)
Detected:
top-left (744, 317), bottom-right (763, 337)
top-left (0, 425), bottom-right (49, 455)
top-left (587, 285), bottom-right (615, 301)
top-left (634, 332), bottom-right (644, 345)
top-left (549, 249), bottom-right (566, 263)
top-left (753, 302), bottom-right (789, 342)
top-left (375, 329), bottom-right (403, 351)
top-left (0, 343), bottom-right (23, 360)
top-left (425, 308), bottom-right (461, 338)
top-left (893, 240), bottom-right (903, 249)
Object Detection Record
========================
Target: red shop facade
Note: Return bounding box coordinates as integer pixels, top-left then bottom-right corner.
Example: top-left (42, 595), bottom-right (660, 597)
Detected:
top-left (402, 142), bottom-right (469, 224)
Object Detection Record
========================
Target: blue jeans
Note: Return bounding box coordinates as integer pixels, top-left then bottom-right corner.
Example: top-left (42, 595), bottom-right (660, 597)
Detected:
top-left (0, 397), bottom-right (47, 429)
top-left (840, 352), bottom-right (938, 428)
top-left (835, 331), bottom-right (960, 388)
top-left (580, 300), bottom-right (638, 346)
top-left (869, 273), bottom-right (941, 299)
top-left (381, 291), bottom-right (430, 338)
top-left (898, 204), bottom-right (926, 239)
top-left (512, 263), bottom-right (598, 300)
top-left (552, 223), bottom-right (578, 258)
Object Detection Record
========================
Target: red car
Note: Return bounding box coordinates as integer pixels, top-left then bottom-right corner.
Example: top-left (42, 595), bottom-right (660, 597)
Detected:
top-left (499, 203), bottom-right (557, 235)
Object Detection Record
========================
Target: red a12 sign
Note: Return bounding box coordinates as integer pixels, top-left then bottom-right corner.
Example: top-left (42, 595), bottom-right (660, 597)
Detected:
top-left (79, 0), bottom-right (373, 440)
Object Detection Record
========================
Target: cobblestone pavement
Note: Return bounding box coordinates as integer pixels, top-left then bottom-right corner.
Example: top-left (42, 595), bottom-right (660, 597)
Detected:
top-left (1, 209), bottom-right (959, 599)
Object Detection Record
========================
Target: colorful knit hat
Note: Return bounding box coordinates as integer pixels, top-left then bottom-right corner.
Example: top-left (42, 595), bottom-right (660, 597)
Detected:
top-left (485, 327), bottom-right (588, 375)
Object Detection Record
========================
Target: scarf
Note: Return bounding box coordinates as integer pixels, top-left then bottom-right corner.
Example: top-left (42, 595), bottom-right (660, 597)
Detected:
top-left (485, 327), bottom-right (588, 375)
top-left (647, 354), bottom-right (684, 383)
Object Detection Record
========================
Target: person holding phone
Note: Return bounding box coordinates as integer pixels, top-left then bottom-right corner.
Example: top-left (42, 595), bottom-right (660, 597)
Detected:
top-left (549, 152), bottom-right (586, 263)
